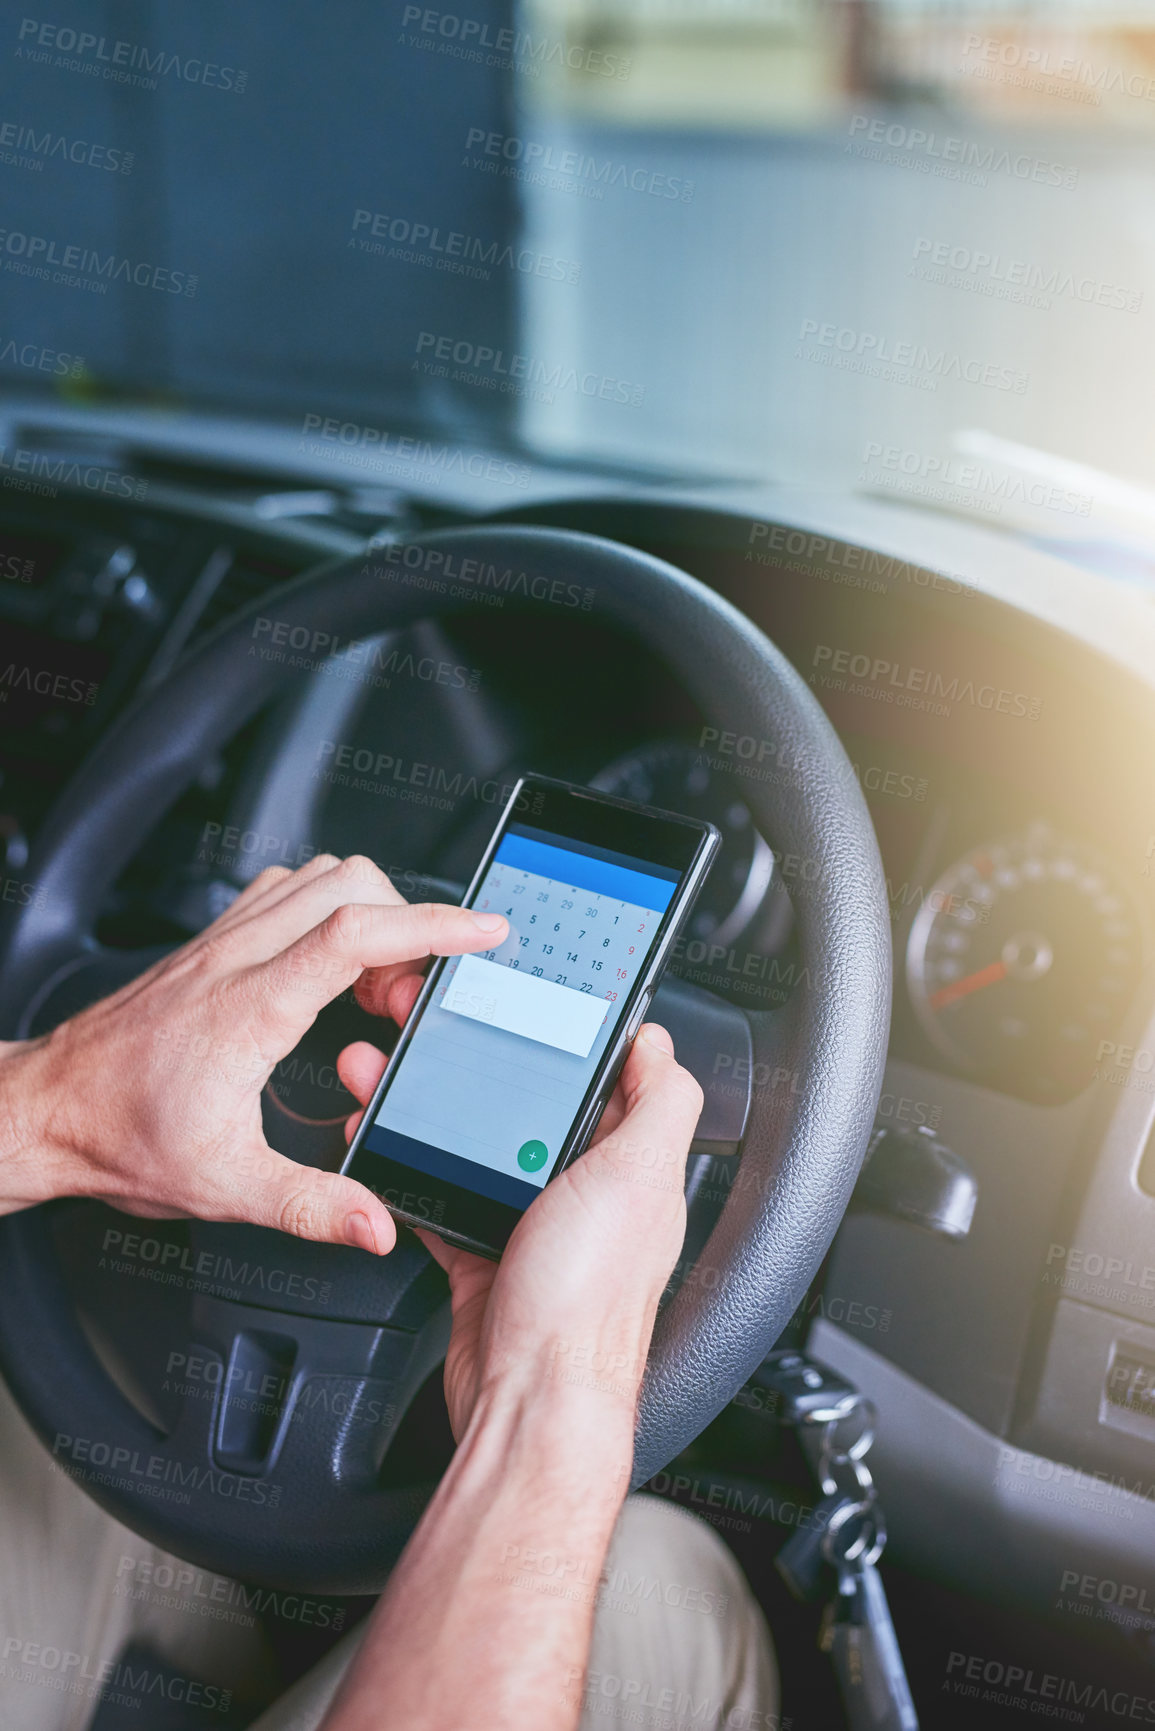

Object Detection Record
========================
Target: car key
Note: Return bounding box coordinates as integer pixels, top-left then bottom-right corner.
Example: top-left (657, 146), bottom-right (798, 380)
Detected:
top-left (822, 1552), bottom-right (919, 1731)
top-left (755, 1350), bottom-right (862, 1427)
top-left (776, 1491), bottom-right (870, 1602)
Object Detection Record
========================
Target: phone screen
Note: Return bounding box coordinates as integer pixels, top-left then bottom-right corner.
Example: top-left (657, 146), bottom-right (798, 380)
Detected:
top-left (358, 822), bottom-right (680, 1210)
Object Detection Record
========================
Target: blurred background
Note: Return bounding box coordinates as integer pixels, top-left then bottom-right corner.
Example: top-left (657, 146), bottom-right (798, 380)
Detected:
top-left (5, 0), bottom-right (1155, 575)
top-left (514, 0), bottom-right (1155, 574)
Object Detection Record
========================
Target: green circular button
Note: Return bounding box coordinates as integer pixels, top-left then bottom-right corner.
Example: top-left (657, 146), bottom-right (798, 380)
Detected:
top-left (517, 1139), bottom-right (548, 1172)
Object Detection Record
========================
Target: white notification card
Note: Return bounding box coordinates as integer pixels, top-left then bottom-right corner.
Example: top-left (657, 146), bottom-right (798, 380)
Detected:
top-left (443, 953), bottom-right (608, 1058)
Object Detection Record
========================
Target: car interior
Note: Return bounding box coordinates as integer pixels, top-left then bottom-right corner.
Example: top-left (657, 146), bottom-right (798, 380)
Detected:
top-left (3, 3), bottom-right (1155, 1727)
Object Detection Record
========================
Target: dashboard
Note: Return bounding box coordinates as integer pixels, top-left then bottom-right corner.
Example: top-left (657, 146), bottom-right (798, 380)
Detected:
top-left (4, 467), bottom-right (1154, 1096)
top-left (3, 470), bottom-right (1153, 1118)
top-left (5, 437), bottom-right (1155, 1632)
top-left (4, 481), bottom-right (1149, 1100)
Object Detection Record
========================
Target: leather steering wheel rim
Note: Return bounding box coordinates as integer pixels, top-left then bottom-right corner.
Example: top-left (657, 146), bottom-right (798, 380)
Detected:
top-left (0, 524), bottom-right (890, 1581)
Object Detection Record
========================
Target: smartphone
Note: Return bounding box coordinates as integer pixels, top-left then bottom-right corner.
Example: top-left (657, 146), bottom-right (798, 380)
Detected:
top-left (341, 773), bottom-right (720, 1258)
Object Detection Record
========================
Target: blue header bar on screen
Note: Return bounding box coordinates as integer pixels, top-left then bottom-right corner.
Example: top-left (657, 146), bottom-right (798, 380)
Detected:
top-left (494, 832), bottom-right (677, 912)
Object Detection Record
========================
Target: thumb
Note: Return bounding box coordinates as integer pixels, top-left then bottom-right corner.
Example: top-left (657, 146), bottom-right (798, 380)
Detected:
top-left (585, 1022), bottom-right (703, 1188)
top-left (620, 1022), bottom-right (704, 1129)
top-left (247, 1152), bottom-right (397, 1255)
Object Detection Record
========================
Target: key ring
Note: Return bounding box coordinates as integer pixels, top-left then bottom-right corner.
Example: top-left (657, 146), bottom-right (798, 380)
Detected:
top-left (795, 1386), bottom-right (864, 1427)
top-left (821, 1501), bottom-right (884, 1570)
top-left (859, 1508), bottom-right (887, 1569)
top-left (818, 1451), bottom-right (876, 1503)
top-left (817, 1400), bottom-right (876, 1493)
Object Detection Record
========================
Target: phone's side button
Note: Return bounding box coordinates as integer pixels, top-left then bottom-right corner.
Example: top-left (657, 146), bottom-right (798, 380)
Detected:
top-left (625, 989), bottom-right (653, 1043)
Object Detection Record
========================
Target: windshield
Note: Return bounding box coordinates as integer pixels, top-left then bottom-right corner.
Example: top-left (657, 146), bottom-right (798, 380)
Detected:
top-left (4, 0), bottom-right (1154, 569)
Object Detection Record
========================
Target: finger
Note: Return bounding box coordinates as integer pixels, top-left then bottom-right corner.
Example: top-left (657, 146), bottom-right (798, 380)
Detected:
top-left (202, 855), bottom-right (409, 968)
top-left (354, 966), bottom-right (424, 1022)
top-left (414, 1227), bottom-right (457, 1273)
top-left (246, 1151), bottom-right (397, 1255)
top-left (586, 1022), bottom-right (703, 1188)
top-left (245, 901), bottom-right (508, 1046)
top-left (337, 1040), bottom-right (388, 1106)
top-left (588, 1076), bottom-right (627, 1144)
top-left (88, 1198), bottom-right (193, 1220)
top-left (179, 859), bottom-right (328, 952)
top-left (104, 866), bottom-right (304, 1002)
top-left (195, 863), bottom-right (297, 935)
top-left (91, 868), bottom-right (316, 1007)
top-left (634, 1020), bottom-right (673, 1057)
top-left (390, 972), bottom-right (425, 1024)
top-left (412, 1227), bottom-right (490, 1290)
top-left (236, 853), bottom-right (405, 933)
top-left (586, 1023), bottom-right (674, 1148)
top-left (198, 856), bottom-right (348, 938)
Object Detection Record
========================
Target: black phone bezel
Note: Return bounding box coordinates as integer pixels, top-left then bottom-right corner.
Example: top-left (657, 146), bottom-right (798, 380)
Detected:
top-left (341, 773), bottom-right (719, 1258)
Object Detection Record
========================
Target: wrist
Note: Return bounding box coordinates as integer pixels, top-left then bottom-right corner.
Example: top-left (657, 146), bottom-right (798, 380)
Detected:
top-left (461, 1368), bottom-right (636, 1524)
top-left (330, 1332), bottom-right (639, 1731)
top-left (537, 1327), bottom-right (651, 1413)
top-left (416, 1375), bottom-right (632, 1637)
top-left (0, 1036), bottom-right (83, 1212)
top-left (483, 1306), bottom-right (659, 1427)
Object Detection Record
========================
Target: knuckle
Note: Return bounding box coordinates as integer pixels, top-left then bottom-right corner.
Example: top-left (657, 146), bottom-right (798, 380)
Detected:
top-left (203, 969), bottom-right (242, 1026)
top-left (668, 1063), bottom-right (705, 1113)
top-left (182, 927), bottom-right (234, 975)
top-left (248, 865), bottom-right (291, 893)
top-left (308, 853), bottom-right (342, 877)
top-left (277, 1183), bottom-right (321, 1240)
top-left (336, 853), bottom-right (386, 890)
top-left (420, 900), bottom-right (456, 939)
top-left (325, 901), bottom-right (370, 950)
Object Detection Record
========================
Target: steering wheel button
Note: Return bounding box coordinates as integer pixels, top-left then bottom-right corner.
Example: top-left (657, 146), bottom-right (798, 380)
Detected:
top-left (214, 1328), bottom-right (297, 1474)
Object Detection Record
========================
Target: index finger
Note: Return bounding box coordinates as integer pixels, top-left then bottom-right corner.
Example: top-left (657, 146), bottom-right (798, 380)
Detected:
top-left (240, 900), bottom-right (508, 1049)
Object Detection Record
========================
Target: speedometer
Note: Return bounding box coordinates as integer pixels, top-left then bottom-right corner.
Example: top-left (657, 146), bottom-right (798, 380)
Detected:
top-left (905, 824), bottom-right (1144, 1101)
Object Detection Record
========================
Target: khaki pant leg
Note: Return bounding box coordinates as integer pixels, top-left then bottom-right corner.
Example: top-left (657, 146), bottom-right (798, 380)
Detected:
top-left (575, 1496), bottom-right (781, 1731)
top-left (0, 1373), bottom-right (275, 1731)
top-left (246, 1627), bottom-right (365, 1731)
top-left (246, 1494), bottom-right (781, 1731)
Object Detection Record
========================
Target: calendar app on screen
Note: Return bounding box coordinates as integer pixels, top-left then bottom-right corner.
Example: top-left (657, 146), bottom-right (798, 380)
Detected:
top-left (361, 825), bottom-right (679, 1208)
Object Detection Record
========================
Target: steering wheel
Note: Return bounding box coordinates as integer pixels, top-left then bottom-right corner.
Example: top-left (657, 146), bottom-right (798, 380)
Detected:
top-left (0, 526), bottom-right (890, 1593)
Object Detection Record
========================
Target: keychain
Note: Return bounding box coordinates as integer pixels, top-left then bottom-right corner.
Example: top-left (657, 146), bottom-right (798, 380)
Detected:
top-left (759, 1351), bottom-right (920, 1731)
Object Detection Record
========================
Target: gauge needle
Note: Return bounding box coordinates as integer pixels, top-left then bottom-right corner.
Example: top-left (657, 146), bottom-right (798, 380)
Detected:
top-left (929, 958), bottom-right (1008, 1012)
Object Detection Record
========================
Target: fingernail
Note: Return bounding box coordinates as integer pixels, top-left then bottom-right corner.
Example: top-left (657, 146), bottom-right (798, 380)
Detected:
top-left (471, 912), bottom-right (506, 932)
top-left (639, 1023), bottom-right (674, 1054)
top-left (345, 1211), bottom-right (379, 1253)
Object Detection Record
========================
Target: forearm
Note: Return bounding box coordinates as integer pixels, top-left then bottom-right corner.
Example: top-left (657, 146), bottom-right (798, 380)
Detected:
top-left (323, 1374), bottom-right (636, 1731)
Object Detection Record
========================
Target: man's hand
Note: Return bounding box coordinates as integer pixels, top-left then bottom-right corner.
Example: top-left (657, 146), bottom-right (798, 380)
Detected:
top-left (328, 992), bottom-right (704, 1731)
top-left (340, 998), bottom-right (703, 1436)
top-left (0, 855), bottom-right (506, 1254)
